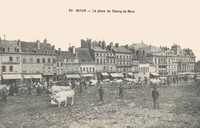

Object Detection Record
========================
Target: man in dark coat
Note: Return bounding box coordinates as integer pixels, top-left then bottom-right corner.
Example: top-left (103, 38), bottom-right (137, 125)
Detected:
top-left (152, 87), bottom-right (160, 109)
top-left (98, 86), bottom-right (104, 101)
top-left (9, 84), bottom-right (14, 96)
top-left (119, 84), bottom-right (123, 98)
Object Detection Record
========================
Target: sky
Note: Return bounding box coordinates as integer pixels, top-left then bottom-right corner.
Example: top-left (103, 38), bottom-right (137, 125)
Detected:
top-left (0, 0), bottom-right (200, 60)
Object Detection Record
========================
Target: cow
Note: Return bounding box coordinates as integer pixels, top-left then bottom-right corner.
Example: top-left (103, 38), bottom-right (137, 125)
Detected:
top-left (149, 79), bottom-right (162, 88)
top-left (89, 80), bottom-right (98, 86)
top-left (50, 90), bottom-right (75, 107)
top-left (48, 86), bottom-right (71, 94)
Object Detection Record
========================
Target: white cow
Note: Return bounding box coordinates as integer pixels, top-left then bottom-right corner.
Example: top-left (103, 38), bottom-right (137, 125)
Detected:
top-left (48, 86), bottom-right (71, 94)
top-left (150, 79), bottom-right (161, 87)
top-left (50, 90), bottom-right (75, 107)
top-left (89, 80), bottom-right (98, 86)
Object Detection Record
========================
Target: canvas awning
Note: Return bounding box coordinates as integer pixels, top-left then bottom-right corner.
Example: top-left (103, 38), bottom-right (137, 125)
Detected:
top-left (2, 74), bottom-right (22, 80)
top-left (101, 72), bottom-right (109, 76)
top-left (110, 73), bottom-right (124, 78)
top-left (127, 72), bottom-right (134, 76)
top-left (32, 74), bottom-right (42, 79)
top-left (43, 72), bottom-right (54, 75)
top-left (81, 74), bottom-right (94, 77)
top-left (23, 74), bottom-right (42, 79)
top-left (150, 72), bottom-right (159, 76)
top-left (65, 74), bottom-right (81, 79)
top-left (23, 75), bottom-right (32, 79)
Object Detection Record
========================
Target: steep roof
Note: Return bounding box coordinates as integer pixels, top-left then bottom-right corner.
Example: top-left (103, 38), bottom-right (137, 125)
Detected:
top-left (57, 51), bottom-right (76, 61)
top-left (76, 48), bottom-right (94, 63)
top-left (132, 54), bottom-right (139, 60)
top-left (91, 41), bottom-right (106, 52)
top-left (21, 41), bottom-right (55, 55)
top-left (111, 46), bottom-right (132, 53)
top-left (130, 42), bottom-right (161, 54)
top-left (0, 40), bottom-right (21, 53)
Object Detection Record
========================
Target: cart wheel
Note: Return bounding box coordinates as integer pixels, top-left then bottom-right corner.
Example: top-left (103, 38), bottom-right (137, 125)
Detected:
top-left (19, 89), bottom-right (28, 96)
top-left (31, 89), bottom-right (37, 95)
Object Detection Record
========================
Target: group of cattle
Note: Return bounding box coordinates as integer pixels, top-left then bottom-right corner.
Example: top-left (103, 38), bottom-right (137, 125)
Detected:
top-left (48, 85), bottom-right (75, 107)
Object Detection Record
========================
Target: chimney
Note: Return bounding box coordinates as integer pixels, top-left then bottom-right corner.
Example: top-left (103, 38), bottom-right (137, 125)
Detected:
top-left (36, 40), bottom-right (40, 49)
top-left (58, 48), bottom-right (61, 56)
top-left (115, 43), bottom-right (119, 48)
top-left (99, 41), bottom-right (102, 47)
top-left (131, 48), bottom-right (135, 54)
top-left (125, 44), bottom-right (129, 49)
top-left (88, 41), bottom-right (92, 49)
top-left (44, 38), bottom-right (47, 43)
top-left (52, 45), bottom-right (55, 51)
top-left (110, 42), bottom-right (113, 47)
top-left (72, 46), bottom-right (76, 55)
top-left (102, 41), bottom-right (106, 49)
top-left (17, 39), bottom-right (21, 46)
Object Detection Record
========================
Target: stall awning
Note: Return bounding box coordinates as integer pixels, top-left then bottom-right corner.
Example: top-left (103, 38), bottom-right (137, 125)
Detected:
top-left (110, 73), bottom-right (124, 78)
top-left (150, 72), bottom-right (159, 76)
top-left (23, 74), bottom-right (42, 79)
top-left (101, 72), bottom-right (109, 76)
top-left (2, 74), bottom-right (22, 80)
top-left (127, 72), bottom-right (134, 76)
top-left (66, 74), bottom-right (81, 79)
top-left (32, 74), bottom-right (42, 79)
top-left (43, 72), bottom-right (54, 75)
top-left (81, 74), bottom-right (94, 77)
top-left (23, 75), bottom-right (32, 79)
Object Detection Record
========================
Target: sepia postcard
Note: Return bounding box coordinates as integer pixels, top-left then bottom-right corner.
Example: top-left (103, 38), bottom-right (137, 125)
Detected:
top-left (0, 0), bottom-right (200, 128)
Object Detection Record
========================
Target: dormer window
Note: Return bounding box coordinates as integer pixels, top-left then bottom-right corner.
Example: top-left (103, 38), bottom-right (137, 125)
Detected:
top-left (2, 48), bottom-right (5, 52)
top-left (25, 48), bottom-right (29, 53)
top-left (33, 49), bottom-right (37, 53)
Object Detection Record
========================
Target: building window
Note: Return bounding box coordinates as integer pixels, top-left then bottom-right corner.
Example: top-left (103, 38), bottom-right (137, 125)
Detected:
top-left (93, 67), bottom-right (95, 72)
top-left (2, 66), bottom-right (6, 72)
top-left (48, 67), bottom-right (51, 72)
top-left (96, 53), bottom-right (99, 57)
top-left (42, 67), bottom-right (45, 72)
top-left (2, 48), bottom-right (5, 52)
top-left (9, 66), bottom-right (13, 72)
top-left (23, 58), bottom-right (26, 63)
top-left (53, 58), bottom-right (56, 63)
top-left (48, 58), bottom-right (51, 63)
top-left (83, 67), bottom-right (85, 71)
top-left (53, 67), bottom-right (56, 72)
top-left (36, 67), bottom-right (40, 73)
top-left (30, 67), bottom-right (33, 73)
top-left (22, 67), bottom-right (26, 73)
top-left (42, 58), bottom-right (45, 63)
top-left (37, 58), bottom-right (40, 63)
top-left (17, 57), bottom-right (20, 62)
top-left (9, 57), bottom-right (13, 61)
top-left (97, 59), bottom-right (99, 65)
top-left (30, 58), bottom-right (33, 63)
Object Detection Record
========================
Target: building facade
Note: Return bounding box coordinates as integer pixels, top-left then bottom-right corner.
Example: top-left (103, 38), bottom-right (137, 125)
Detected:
top-left (0, 39), bottom-right (22, 84)
top-left (21, 39), bottom-right (57, 82)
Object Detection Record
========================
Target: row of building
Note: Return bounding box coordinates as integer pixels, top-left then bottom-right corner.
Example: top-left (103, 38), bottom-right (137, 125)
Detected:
top-left (0, 38), bottom-right (196, 84)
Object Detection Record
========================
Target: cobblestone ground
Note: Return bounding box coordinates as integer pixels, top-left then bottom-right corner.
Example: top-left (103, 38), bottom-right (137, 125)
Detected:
top-left (0, 81), bottom-right (200, 128)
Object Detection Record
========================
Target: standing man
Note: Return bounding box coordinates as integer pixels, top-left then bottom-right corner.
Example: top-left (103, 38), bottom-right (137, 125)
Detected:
top-left (119, 84), bottom-right (123, 98)
top-left (98, 86), bottom-right (104, 101)
top-left (152, 87), bottom-right (160, 109)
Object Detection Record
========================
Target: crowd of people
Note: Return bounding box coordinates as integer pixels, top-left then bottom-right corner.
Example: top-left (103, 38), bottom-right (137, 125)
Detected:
top-left (0, 74), bottom-right (196, 109)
